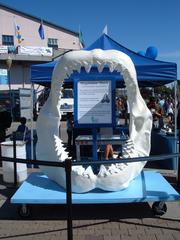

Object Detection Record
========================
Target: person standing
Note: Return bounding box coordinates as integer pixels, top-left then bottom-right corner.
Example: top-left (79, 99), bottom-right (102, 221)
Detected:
top-left (0, 104), bottom-right (12, 159)
top-left (0, 104), bottom-right (12, 143)
top-left (16, 117), bottom-right (29, 136)
top-left (66, 113), bottom-right (73, 149)
top-left (166, 98), bottom-right (174, 126)
top-left (147, 97), bottom-right (164, 129)
top-left (124, 95), bottom-right (130, 125)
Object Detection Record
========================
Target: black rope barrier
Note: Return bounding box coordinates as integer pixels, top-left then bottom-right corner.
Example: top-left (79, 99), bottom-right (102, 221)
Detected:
top-left (1, 156), bottom-right (66, 167)
top-left (1, 152), bottom-right (180, 168)
top-left (72, 153), bottom-right (180, 166)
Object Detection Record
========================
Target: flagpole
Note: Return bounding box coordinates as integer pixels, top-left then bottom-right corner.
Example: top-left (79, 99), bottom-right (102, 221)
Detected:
top-left (78, 25), bottom-right (81, 48)
top-left (78, 25), bottom-right (84, 49)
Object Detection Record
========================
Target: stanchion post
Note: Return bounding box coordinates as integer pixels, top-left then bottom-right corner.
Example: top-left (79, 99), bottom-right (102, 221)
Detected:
top-left (12, 132), bottom-right (17, 187)
top-left (65, 159), bottom-right (73, 240)
top-left (177, 132), bottom-right (180, 187)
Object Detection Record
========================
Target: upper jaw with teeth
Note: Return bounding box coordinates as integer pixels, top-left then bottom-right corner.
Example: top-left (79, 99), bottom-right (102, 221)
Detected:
top-left (36, 49), bottom-right (152, 193)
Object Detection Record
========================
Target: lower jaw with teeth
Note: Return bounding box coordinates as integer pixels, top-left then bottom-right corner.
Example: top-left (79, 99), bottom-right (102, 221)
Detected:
top-left (36, 49), bottom-right (152, 193)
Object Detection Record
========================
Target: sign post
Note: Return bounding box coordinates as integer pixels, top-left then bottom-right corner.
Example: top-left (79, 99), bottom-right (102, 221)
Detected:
top-left (74, 79), bottom-right (115, 162)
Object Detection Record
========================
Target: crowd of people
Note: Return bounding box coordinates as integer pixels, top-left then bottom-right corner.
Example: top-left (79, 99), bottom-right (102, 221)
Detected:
top-left (116, 94), bottom-right (177, 130)
top-left (147, 96), bottom-right (176, 130)
top-left (0, 93), bottom-right (179, 162)
top-left (108, 95), bottom-right (179, 160)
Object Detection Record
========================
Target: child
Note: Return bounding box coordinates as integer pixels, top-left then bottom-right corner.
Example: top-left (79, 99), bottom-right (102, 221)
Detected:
top-left (16, 117), bottom-right (29, 135)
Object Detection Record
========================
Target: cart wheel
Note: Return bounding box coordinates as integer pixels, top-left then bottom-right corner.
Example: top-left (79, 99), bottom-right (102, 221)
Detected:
top-left (152, 201), bottom-right (167, 216)
top-left (18, 204), bottom-right (31, 218)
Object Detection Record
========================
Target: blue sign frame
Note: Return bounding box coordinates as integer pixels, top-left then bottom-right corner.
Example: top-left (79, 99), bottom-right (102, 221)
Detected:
top-left (74, 78), bottom-right (116, 129)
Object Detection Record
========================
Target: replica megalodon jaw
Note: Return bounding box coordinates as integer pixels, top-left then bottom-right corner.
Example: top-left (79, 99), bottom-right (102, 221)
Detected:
top-left (36, 49), bottom-right (152, 193)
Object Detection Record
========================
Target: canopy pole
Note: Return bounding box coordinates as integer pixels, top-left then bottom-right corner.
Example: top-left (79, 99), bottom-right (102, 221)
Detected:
top-left (30, 83), bottom-right (34, 161)
top-left (174, 81), bottom-right (178, 178)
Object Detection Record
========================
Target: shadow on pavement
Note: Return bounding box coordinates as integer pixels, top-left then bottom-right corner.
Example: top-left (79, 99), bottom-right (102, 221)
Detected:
top-left (0, 200), bottom-right (155, 220)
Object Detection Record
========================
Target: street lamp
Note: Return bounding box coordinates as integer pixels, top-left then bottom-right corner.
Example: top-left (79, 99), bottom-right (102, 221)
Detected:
top-left (6, 55), bottom-right (13, 120)
top-left (6, 55), bottom-right (12, 70)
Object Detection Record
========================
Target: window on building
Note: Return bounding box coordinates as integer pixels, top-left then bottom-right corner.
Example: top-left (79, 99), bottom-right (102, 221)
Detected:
top-left (48, 38), bottom-right (58, 49)
top-left (2, 35), bottom-right (14, 46)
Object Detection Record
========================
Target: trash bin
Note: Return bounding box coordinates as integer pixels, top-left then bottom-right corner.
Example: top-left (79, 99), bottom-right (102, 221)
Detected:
top-left (1, 141), bottom-right (27, 183)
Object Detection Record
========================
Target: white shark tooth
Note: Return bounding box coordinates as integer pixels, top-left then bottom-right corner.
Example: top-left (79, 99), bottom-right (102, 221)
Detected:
top-left (84, 62), bottom-right (92, 73)
top-left (59, 151), bottom-right (69, 161)
top-left (54, 135), bottom-right (63, 148)
top-left (122, 148), bottom-right (133, 156)
top-left (66, 68), bottom-right (74, 77)
top-left (56, 149), bottom-right (62, 157)
top-left (123, 143), bottom-right (134, 150)
top-left (97, 63), bottom-right (104, 73)
top-left (83, 166), bottom-right (94, 178)
top-left (125, 140), bottom-right (133, 145)
top-left (115, 64), bottom-right (123, 72)
top-left (116, 163), bottom-right (126, 170)
top-left (108, 164), bottom-right (120, 174)
top-left (108, 62), bottom-right (117, 72)
top-left (72, 166), bottom-right (85, 175)
top-left (122, 152), bottom-right (130, 158)
top-left (98, 165), bottom-right (108, 177)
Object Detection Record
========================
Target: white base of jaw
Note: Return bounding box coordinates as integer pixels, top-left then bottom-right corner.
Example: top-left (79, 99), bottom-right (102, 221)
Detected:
top-left (36, 49), bottom-right (152, 193)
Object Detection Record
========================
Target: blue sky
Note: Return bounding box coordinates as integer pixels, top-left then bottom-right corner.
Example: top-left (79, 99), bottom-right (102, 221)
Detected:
top-left (1, 0), bottom-right (180, 78)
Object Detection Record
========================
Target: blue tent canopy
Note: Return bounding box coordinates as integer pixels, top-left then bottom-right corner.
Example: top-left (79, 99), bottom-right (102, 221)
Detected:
top-left (31, 34), bottom-right (177, 87)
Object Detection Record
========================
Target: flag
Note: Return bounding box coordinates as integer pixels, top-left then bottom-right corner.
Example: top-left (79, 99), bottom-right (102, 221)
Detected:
top-left (38, 21), bottom-right (45, 40)
top-left (13, 17), bottom-right (24, 44)
top-left (102, 25), bottom-right (108, 35)
top-left (79, 29), bottom-right (84, 47)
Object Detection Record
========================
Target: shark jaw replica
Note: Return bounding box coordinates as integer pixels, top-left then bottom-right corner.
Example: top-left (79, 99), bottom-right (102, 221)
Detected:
top-left (36, 49), bottom-right (152, 193)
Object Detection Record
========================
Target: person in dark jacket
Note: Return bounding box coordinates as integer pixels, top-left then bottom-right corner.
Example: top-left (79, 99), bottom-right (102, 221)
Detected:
top-left (0, 105), bottom-right (12, 158)
top-left (16, 117), bottom-right (28, 134)
top-left (177, 102), bottom-right (180, 130)
top-left (0, 105), bottom-right (12, 142)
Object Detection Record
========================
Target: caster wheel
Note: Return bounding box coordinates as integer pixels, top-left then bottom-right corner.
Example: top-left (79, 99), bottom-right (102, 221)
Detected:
top-left (152, 201), bottom-right (167, 216)
top-left (18, 204), bottom-right (31, 218)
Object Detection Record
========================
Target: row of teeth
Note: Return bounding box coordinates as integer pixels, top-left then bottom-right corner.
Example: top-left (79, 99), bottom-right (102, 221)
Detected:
top-left (61, 62), bottom-right (133, 83)
top-left (63, 58), bottom-right (127, 75)
top-left (54, 135), bottom-right (70, 160)
top-left (53, 60), bottom-right (137, 104)
top-left (54, 135), bottom-right (137, 178)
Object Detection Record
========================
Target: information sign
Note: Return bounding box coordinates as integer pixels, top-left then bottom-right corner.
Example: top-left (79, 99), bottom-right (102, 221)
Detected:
top-left (77, 80), bottom-right (112, 125)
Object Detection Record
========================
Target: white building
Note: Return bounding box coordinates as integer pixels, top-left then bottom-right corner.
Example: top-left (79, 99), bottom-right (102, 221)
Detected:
top-left (0, 3), bottom-right (82, 119)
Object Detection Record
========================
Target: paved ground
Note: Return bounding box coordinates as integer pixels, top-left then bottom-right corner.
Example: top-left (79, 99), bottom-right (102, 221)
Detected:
top-left (0, 172), bottom-right (180, 240)
top-left (0, 122), bottom-right (180, 240)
